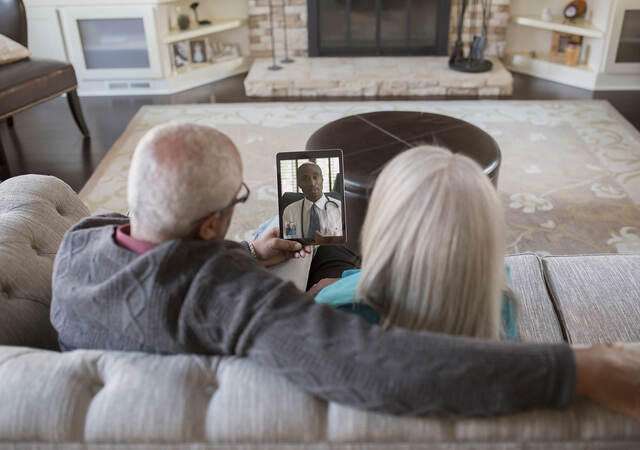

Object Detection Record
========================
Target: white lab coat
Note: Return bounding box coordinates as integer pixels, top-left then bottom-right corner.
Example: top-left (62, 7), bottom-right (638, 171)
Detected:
top-left (282, 195), bottom-right (343, 239)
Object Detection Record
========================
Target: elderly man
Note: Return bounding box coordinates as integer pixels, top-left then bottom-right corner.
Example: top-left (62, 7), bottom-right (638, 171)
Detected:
top-left (282, 162), bottom-right (343, 240)
top-left (51, 123), bottom-right (640, 420)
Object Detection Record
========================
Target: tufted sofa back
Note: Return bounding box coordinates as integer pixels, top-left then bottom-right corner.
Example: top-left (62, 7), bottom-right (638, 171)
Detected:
top-left (0, 175), bottom-right (89, 349)
top-left (1, 343), bottom-right (639, 447)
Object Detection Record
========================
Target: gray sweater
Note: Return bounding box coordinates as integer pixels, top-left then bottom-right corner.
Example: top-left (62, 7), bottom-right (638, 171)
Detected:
top-left (51, 214), bottom-right (576, 417)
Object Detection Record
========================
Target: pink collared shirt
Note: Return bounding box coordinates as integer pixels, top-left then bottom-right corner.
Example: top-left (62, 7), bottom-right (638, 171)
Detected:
top-left (115, 224), bottom-right (158, 255)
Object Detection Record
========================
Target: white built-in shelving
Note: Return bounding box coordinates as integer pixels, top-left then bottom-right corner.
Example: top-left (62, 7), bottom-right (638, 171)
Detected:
top-left (506, 13), bottom-right (604, 90)
top-left (23, 0), bottom-right (251, 95)
top-left (505, 51), bottom-right (597, 90)
top-left (162, 19), bottom-right (247, 45)
top-left (506, 0), bottom-right (640, 90)
top-left (166, 56), bottom-right (247, 86)
top-left (511, 14), bottom-right (605, 39)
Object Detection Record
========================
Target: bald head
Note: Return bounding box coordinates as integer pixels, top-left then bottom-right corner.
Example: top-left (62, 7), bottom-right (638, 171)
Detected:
top-left (127, 122), bottom-right (242, 240)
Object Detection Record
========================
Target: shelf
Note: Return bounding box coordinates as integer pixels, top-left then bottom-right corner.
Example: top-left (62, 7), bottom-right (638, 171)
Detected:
top-left (84, 43), bottom-right (147, 51)
top-left (167, 56), bottom-right (249, 87)
top-left (506, 52), bottom-right (597, 90)
top-left (76, 56), bottom-right (250, 96)
top-left (162, 19), bottom-right (246, 44)
top-left (511, 14), bottom-right (605, 39)
top-left (26, 0), bottom-right (182, 5)
top-left (507, 51), bottom-right (594, 73)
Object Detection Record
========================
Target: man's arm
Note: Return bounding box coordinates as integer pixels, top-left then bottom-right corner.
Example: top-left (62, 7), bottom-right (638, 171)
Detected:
top-left (239, 280), bottom-right (575, 416)
top-left (187, 255), bottom-right (575, 417)
top-left (190, 253), bottom-right (640, 419)
top-left (246, 289), bottom-right (640, 419)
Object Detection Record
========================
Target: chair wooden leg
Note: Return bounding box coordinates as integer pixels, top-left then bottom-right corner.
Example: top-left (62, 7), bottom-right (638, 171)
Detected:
top-left (0, 137), bottom-right (10, 181)
top-left (6, 116), bottom-right (13, 128)
top-left (66, 89), bottom-right (90, 137)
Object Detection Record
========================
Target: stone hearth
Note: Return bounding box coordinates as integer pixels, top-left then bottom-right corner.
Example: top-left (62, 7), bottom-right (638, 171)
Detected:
top-left (244, 56), bottom-right (513, 97)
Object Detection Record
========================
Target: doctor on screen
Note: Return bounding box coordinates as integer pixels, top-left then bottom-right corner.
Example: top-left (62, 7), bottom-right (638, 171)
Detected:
top-left (282, 163), bottom-right (343, 240)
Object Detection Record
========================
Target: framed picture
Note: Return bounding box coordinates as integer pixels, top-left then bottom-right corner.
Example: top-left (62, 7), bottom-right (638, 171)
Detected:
top-left (190, 39), bottom-right (207, 64)
top-left (172, 41), bottom-right (188, 69)
top-left (208, 39), bottom-right (241, 63)
top-left (551, 32), bottom-right (582, 56)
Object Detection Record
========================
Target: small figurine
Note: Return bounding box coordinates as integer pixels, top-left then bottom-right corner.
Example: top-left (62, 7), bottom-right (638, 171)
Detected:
top-left (190, 2), bottom-right (212, 26)
top-left (190, 40), bottom-right (206, 63)
top-left (177, 14), bottom-right (190, 30)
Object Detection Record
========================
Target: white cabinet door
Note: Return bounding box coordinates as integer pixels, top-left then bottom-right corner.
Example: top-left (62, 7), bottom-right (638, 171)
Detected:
top-left (604, 0), bottom-right (640, 73)
top-left (60, 5), bottom-right (163, 80)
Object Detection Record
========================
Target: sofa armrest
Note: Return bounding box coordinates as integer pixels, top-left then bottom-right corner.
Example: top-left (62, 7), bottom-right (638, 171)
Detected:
top-left (0, 175), bottom-right (89, 349)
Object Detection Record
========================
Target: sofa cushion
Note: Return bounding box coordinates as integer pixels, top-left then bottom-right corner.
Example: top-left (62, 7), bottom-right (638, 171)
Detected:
top-left (505, 254), bottom-right (564, 343)
top-left (0, 175), bottom-right (89, 349)
top-left (542, 254), bottom-right (640, 345)
top-left (0, 347), bottom-right (326, 444)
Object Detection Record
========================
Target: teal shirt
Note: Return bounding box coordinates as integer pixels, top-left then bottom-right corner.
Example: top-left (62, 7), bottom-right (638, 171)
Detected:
top-left (316, 267), bottom-right (518, 341)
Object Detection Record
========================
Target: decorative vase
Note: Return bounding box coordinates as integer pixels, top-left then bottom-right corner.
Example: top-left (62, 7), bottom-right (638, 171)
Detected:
top-left (178, 14), bottom-right (190, 30)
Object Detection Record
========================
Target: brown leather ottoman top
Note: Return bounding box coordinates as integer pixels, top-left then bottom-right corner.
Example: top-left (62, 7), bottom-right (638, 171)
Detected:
top-left (305, 111), bottom-right (501, 252)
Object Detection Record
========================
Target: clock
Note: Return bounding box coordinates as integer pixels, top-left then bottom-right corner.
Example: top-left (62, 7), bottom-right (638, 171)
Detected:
top-left (563, 0), bottom-right (587, 19)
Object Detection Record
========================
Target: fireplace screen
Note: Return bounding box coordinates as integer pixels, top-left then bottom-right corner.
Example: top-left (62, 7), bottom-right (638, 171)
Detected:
top-left (308, 0), bottom-right (451, 56)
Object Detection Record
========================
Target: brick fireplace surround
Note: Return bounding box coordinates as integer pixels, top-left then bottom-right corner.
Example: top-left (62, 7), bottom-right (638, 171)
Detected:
top-left (244, 0), bottom-right (513, 97)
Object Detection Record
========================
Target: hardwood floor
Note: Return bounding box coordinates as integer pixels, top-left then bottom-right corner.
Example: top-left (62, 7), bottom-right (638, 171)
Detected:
top-left (1, 72), bottom-right (638, 192)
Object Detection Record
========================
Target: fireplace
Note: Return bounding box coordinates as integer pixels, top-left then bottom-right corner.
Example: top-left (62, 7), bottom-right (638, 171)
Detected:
top-left (308, 0), bottom-right (451, 57)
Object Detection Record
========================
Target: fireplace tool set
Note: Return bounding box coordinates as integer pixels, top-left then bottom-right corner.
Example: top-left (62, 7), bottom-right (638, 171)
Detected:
top-left (450, 0), bottom-right (493, 73)
top-left (268, 0), bottom-right (294, 71)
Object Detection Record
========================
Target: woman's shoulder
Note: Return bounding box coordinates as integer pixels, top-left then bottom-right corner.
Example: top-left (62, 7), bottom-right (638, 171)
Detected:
top-left (315, 269), bottom-right (380, 325)
top-left (315, 269), bottom-right (361, 306)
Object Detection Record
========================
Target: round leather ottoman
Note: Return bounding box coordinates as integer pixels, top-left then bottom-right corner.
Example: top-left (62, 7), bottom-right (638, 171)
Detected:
top-left (305, 111), bottom-right (501, 254)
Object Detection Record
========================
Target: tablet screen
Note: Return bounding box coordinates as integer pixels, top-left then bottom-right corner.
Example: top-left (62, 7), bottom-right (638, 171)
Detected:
top-left (276, 150), bottom-right (346, 246)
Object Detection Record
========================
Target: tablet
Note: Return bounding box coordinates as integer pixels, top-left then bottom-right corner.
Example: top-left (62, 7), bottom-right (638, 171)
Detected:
top-left (276, 150), bottom-right (347, 246)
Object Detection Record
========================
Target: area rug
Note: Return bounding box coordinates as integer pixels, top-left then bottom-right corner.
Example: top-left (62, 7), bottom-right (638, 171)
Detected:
top-left (80, 100), bottom-right (640, 255)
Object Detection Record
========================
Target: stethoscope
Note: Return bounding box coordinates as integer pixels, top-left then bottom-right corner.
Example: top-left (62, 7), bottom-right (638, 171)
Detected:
top-left (301, 195), bottom-right (340, 238)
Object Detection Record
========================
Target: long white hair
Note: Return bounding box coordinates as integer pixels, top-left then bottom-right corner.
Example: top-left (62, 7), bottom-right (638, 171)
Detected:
top-left (357, 146), bottom-right (506, 340)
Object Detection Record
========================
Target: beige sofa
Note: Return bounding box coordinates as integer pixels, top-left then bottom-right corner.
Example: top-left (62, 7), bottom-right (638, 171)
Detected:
top-left (0, 174), bottom-right (639, 449)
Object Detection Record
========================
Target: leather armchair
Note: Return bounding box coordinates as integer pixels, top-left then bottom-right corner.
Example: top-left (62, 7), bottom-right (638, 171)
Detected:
top-left (0, 0), bottom-right (90, 180)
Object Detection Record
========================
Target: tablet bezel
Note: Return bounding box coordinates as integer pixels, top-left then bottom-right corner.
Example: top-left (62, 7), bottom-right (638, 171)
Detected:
top-left (276, 149), bottom-right (347, 246)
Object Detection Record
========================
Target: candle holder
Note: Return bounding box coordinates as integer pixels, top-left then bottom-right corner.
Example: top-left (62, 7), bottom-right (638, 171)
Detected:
top-left (280, 1), bottom-right (294, 64)
top-left (267, 0), bottom-right (282, 71)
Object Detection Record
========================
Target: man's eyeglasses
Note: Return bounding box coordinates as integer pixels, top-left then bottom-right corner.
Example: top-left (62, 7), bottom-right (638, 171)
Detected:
top-left (222, 181), bottom-right (250, 210)
top-left (192, 182), bottom-right (250, 224)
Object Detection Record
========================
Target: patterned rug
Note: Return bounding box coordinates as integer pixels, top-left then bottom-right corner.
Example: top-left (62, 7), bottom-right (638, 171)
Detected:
top-left (80, 100), bottom-right (640, 255)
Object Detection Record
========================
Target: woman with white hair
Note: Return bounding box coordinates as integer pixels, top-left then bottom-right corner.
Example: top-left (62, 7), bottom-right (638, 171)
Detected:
top-left (313, 145), bottom-right (517, 341)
